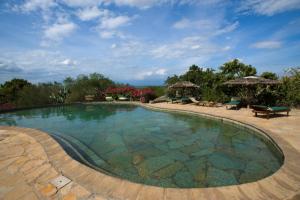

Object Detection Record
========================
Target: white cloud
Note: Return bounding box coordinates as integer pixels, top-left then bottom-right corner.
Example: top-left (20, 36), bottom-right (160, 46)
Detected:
top-left (100, 15), bottom-right (132, 29)
top-left (77, 6), bottom-right (108, 21)
top-left (61, 0), bottom-right (101, 7)
top-left (134, 68), bottom-right (167, 80)
top-left (111, 44), bottom-right (117, 48)
top-left (98, 30), bottom-right (125, 39)
top-left (97, 15), bottom-right (133, 39)
top-left (0, 60), bottom-right (23, 72)
top-left (60, 59), bottom-right (77, 65)
top-left (0, 50), bottom-right (78, 72)
top-left (173, 18), bottom-right (192, 29)
top-left (105, 0), bottom-right (223, 9)
top-left (215, 21), bottom-right (239, 35)
top-left (155, 68), bottom-right (167, 75)
top-left (19, 0), bottom-right (56, 12)
top-left (173, 18), bottom-right (239, 36)
top-left (151, 36), bottom-right (229, 59)
top-left (238, 0), bottom-right (300, 16)
top-left (223, 46), bottom-right (231, 51)
top-left (251, 41), bottom-right (282, 49)
top-left (110, 0), bottom-right (161, 9)
top-left (44, 21), bottom-right (77, 42)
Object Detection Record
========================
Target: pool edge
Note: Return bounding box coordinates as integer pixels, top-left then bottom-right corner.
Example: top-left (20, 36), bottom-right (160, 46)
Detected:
top-left (0, 102), bottom-right (299, 200)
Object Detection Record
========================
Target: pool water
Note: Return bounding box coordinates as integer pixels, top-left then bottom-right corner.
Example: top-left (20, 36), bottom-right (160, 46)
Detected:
top-left (0, 104), bottom-right (283, 188)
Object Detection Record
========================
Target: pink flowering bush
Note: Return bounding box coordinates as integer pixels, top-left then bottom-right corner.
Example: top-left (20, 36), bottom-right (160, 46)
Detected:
top-left (105, 86), bottom-right (155, 102)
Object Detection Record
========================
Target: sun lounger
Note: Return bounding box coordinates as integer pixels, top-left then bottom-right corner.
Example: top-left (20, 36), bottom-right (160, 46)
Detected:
top-left (85, 95), bottom-right (95, 102)
top-left (189, 97), bottom-right (200, 105)
top-left (252, 105), bottom-right (290, 119)
top-left (118, 96), bottom-right (129, 101)
top-left (225, 97), bottom-right (241, 110)
top-left (105, 96), bottom-right (114, 101)
top-left (197, 101), bottom-right (216, 107)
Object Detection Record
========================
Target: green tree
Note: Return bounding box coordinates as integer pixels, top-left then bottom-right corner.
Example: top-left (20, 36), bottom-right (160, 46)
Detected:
top-left (0, 78), bottom-right (32, 104)
top-left (277, 67), bottom-right (300, 106)
top-left (220, 59), bottom-right (257, 79)
top-left (260, 72), bottom-right (278, 80)
top-left (165, 75), bottom-right (181, 85)
top-left (64, 73), bottom-right (115, 103)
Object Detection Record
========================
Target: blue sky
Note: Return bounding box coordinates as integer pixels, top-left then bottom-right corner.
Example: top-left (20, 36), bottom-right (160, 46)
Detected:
top-left (0, 0), bottom-right (300, 85)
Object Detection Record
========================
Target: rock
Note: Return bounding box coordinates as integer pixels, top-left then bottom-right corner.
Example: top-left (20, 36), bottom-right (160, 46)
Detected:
top-left (137, 155), bottom-right (174, 176)
top-left (173, 171), bottom-right (195, 188)
top-left (153, 161), bottom-right (184, 178)
top-left (206, 168), bottom-right (237, 187)
top-left (62, 193), bottom-right (77, 200)
top-left (180, 143), bottom-right (201, 154)
top-left (132, 154), bottom-right (144, 165)
top-left (191, 148), bottom-right (214, 157)
top-left (208, 153), bottom-right (245, 170)
top-left (107, 152), bottom-right (132, 169)
top-left (185, 157), bottom-right (207, 185)
top-left (239, 161), bottom-right (271, 183)
top-left (168, 141), bottom-right (185, 149)
top-left (165, 151), bottom-right (189, 162)
top-left (40, 183), bottom-right (57, 197)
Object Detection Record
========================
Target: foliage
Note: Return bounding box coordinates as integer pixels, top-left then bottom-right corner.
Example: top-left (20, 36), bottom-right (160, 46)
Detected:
top-left (260, 72), bottom-right (278, 80)
top-left (64, 73), bottom-right (115, 103)
top-left (105, 86), bottom-right (155, 102)
top-left (16, 83), bottom-right (66, 107)
top-left (0, 73), bottom-right (115, 110)
top-left (165, 65), bottom-right (228, 101)
top-left (276, 68), bottom-right (300, 107)
top-left (0, 78), bottom-right (32, 104)
top-left (219, 59), bottom-right (257, 79)
top-left (164, 61), bottom-right (300, 107)
top-left (147, 86), bottom-right (166, 97)
top-left (1, 63), bottom-right (300, 110)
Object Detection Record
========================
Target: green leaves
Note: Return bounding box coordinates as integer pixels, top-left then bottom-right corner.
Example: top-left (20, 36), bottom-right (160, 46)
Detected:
top-left (220, 59), bottom-right (257, 79)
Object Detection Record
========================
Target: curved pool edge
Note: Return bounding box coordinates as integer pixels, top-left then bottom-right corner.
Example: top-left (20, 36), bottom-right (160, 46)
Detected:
top-left (0, 102), bottom-right (300, 200)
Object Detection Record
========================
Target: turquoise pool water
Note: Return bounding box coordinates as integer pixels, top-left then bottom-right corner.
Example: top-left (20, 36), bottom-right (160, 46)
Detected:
top-left (0, 104), bottom-right (283, 188)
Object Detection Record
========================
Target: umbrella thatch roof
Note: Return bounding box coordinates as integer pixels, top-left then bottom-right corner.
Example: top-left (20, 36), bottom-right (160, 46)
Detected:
top-left (223, 76), bottom-right (280, 86)
top-left (169, 81), bottom-right (199, 89)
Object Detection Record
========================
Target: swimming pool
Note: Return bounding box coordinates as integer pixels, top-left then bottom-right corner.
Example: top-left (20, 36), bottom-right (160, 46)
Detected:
top-left (0, 104), bottom-right (283, 188)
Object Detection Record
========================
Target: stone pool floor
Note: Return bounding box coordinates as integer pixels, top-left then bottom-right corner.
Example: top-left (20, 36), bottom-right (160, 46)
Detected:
top-left (0, 102), bottom-right (300, 200)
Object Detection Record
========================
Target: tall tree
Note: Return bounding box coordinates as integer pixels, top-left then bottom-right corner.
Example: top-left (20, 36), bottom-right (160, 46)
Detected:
top-left (165, 75), bottom-right (181, 85)
top-left (0, 79), bottom-right (32, 103)
top-left (219, 59), bottom-right (257, 79)
top-left (260, 72), bottom-right (278, 80)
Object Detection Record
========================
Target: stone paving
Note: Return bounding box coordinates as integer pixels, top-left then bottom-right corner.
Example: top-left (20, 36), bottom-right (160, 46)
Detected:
top-left (0, 102), bottom-right (300, 200)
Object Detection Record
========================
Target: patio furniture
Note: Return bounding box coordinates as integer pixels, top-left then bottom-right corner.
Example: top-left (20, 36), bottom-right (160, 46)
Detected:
top-left (225, 97), bottom-right (241, 110)
top-left (197, 101), bottom-right (215, 107)
top-left (172, 97), bottom-right (190, 104)
top-left (189, 97), bottom-right (200, 105)
top-left (85, 95), bottom-right (95, 102)
top-left (223, 76), bottom-right (280, 108)
top-left (252, 105), bottom-right (290, 119)
top-left (105, 96), bottom-right (114, 101)
top-left (118, 96), bottom-right (129, 101)
top-left (179, 97), bottom-right (191, 104)
top-left (151, 95), bottom-right (170, 103)
top-left (198, 101), bottom-right (208, 106)
top-left (170, 97), bottom-right (179, 103)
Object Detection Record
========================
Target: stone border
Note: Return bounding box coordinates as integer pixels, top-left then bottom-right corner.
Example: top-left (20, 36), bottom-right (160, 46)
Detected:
top-left (1, 102), bottom-right (300, 200)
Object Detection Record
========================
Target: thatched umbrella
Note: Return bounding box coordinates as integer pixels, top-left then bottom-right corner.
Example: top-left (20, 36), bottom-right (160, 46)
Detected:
top-left (168, 81), bottom-right (199, 97)
top-left (223, 76), bottom-right (280, 107)
top-left (223, 76), bottom-right (280, 85)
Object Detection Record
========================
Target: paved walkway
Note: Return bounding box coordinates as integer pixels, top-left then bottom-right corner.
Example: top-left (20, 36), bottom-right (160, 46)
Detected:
top-left (0, 102), bottom-right (299, 200)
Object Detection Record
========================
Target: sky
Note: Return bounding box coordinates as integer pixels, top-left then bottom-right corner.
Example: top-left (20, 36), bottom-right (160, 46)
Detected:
top-left (0, 0), bottom-right (300, 85)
